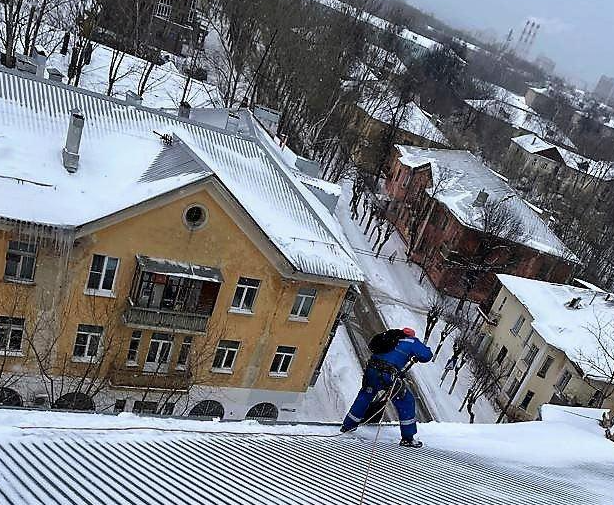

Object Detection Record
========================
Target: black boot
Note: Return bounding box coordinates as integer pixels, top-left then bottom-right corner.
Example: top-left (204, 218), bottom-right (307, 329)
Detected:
top-left (340, 425), bottom-right (357, 433)
top-left (399, 437), bottom-right (423, 448)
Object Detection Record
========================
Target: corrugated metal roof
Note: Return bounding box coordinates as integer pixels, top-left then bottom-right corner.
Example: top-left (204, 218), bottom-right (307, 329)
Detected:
top-left (0, 432), bottom-right (610, 505)
top-left (0, 68), bottom-right (362, 282)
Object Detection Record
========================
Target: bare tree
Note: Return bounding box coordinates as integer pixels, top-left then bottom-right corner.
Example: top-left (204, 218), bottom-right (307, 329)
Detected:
top-left (577, 316), bottom-right (614, 408)
top-left (424, 293), bottom-right (445, 344)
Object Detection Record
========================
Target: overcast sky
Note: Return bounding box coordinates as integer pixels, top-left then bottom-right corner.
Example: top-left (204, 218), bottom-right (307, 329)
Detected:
top-left (403, 0), bottom-right (613, 88)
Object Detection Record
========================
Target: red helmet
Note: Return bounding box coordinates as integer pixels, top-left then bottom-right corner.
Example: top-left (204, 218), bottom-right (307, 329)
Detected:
top-left (402, 327), bottom-right (416, 337)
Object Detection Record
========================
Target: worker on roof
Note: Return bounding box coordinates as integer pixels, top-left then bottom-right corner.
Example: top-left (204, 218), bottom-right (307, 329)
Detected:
top-left (341, 328), bottom-right (433, 448)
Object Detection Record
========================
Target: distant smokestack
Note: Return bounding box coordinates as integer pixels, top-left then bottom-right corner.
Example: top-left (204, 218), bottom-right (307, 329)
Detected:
top-left (62, 108), bottom-right (85, 173)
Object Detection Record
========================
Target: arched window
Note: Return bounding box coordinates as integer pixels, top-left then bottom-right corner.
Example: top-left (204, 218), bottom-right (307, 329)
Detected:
top-left (189, 400), bottom-right (224, 419)
top-left (245, 402), bottom-right (278, 421)
top-left (53, 392), bottom-right (95, 411)
top-left (0, 387), bottom-right (22, 407)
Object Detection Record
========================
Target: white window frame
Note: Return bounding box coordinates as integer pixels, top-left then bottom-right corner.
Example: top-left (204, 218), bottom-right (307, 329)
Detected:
top-left (126, 330), bottom-right (141, 366)
top-left (211, 340), bottom-right (240, 373)
top-left (85, 254), bottom-right (119, 297)
top-left (556, 369), bottom-right (572, 391)
top-left (0, 317), bottom-right (25, 356)
top-left (269, 346), bottom-right (296, 377)
top-left (176, 336), bottom-right (193, 371)
top-left (229, 277), bottom-right (261, 314)
top-left (523, 343), bottom-right (539, 366)
top-left (4, 240), bottom-right (37, 283)
top-left (537, 355), bottom-right (554, 378)
top-left (155, 0), bottom-right (172, 19)
top-left (144, 333), bottom-right (173, 373)
top-left (510, 315), bottom-right (525, 336)
top-left (289, 287), bottom-right (317, 321)
top-left (72, 324), bottom-right (103, 363)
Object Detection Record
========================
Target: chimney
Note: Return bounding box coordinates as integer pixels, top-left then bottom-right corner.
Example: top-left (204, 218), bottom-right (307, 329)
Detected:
top-left (540, 209), bottom-right (553, 223)
top-left (62, 108), bottom-right (85, 173)
top-left (15, 54), bottom-right (37, 75)
top-left (178, 101), bottom-right (191, 119)
top-left (473, 189), bottom-right (489, 207)
top-left (226, 111), bottom-right (240, 133)
top-left (125, 90), bottom-right (143, 107)
top-left (33, 45), bottom-right (47, 78)
top-left (47, 67), bottom-right (65, 83)
top-left (566, 297), bottom-right (582, 309)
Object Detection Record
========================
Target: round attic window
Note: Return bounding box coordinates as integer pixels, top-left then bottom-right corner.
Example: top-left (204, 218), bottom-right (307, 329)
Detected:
top-left (183, 204), bottom-right (208, 230)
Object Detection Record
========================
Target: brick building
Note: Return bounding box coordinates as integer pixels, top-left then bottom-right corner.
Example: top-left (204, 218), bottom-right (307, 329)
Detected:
top-left (385, 146), bottom-right (578, 305)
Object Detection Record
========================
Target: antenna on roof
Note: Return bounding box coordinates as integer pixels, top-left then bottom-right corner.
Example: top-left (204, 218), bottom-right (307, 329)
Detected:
top-left (153, 131), bottom-right (173, 146)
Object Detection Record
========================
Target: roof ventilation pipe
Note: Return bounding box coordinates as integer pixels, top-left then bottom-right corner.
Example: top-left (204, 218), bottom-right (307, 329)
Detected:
top-left (62, 108), bottom-right (85, 173)
top-left (126, 90), bottom-right (143, 106)
top-left (473, 189), bottom-right (489, 207)
top-left (178, 101), bottom-right (191, 119)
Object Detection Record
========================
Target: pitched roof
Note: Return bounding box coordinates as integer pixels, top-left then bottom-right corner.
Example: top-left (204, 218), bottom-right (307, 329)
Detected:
top-left (0, 409), bottom-right (612, 505)
top-left (0, 68), bottom-right (362, 282)
top-left (497, 274), bottom-right (614, 379)
top-left (511, 134), bottom-right (614, 181)
top-left (395, 146), bottom-right (578, 261)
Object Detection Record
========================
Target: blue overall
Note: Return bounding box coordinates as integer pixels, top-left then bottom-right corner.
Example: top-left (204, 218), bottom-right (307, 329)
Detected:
top-left (342, 336), bottom-right (433, 439)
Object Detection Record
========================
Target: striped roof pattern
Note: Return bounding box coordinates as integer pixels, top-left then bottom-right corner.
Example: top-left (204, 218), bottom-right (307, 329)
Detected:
top-left (0, 432), bottom-right (610, 505)
top-left (0, 68), bottom-right (362, 282)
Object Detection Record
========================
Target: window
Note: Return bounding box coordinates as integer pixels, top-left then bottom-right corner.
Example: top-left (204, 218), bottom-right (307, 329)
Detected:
top-left (537, 356), bottom-right (554, 378)
top-left (506, 378), bottom-right (520, 398)
top-left (4, 241), bottom-right (36, 282)
top-left (183, 204), bottom-right (208, 230)
top-left (114, 399), bottom-right (126, 413)
top-left (126, 331), bottom-right (141, 365)
top-left (72, 324), bottom-right (102, 361)
top-left (155, 0), bottom-right (172, 19)
top-left (290, 287), bottom-right (317, 319)
top-left (497, 296), bottom-right (507, 312)
top-left (133, 401), bottom-right (158, 414)
top-left (212, 340), bottom-right (240, 372)
top-left (189, 400), bottom-right (224, 418)
top-left (176, 336), bottom-right (193, 369)
top-left (440, 214), bottom-right (448, 231)
top-left (145, 333), bottom-right (173, 371)
top-left (519, 390), bottom-right (535, 411)
top-left (0, 317), bottom-right (24, 354)
top-left (162, 402), bottom-right (175, 416)
top-left (556, 369), bottom-right (572, 391)
top-left (187, 0), bottom-right (200, 22)
top-left (523, 344), bottom-right (539, 366)
top-left (510, 315), bottom-right (525, 336)
top-left (523, 328), bottom-right (535, 347)
top-left (86, 254), bottom-right (119, 294)
top-left (495, 346), bottom-right (508, 365)
top-left (246, 402), bottom-right (278, 420)
top-left (231, 277), bottom-right (260, 312)
top-left (269, 346), bottom-right (296, 377)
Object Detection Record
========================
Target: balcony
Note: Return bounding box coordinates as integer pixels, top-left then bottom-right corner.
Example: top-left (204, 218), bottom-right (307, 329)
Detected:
top-left (110, 367), bottom-right (191, 391)
top-left (124, 299), bottom-right (209, 334)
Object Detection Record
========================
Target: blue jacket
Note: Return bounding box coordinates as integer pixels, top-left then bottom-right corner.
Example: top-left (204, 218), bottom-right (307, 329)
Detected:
top-left (373, 337), bottom-right (433, 371)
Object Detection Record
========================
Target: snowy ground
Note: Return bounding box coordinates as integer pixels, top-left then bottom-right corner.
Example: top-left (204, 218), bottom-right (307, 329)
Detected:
top-left (336, 182), bottom-right (497, 423)
top-left (289, 325), bottom-right (362, 423)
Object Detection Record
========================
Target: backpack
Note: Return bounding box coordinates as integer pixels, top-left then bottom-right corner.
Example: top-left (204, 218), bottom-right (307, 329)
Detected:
top-left (368, 329), bottom-right (402, 354)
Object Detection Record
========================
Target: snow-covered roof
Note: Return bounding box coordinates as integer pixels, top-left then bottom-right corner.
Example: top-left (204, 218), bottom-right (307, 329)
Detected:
top-left (0, 408), bottom-right (612, 504)
top-left (400, 28), bottom-right (442, 52)
top-left (396, 146), bottom-right (577, 261)
top-left (358, 96), bottom-right (449, 146)
top-left (511, 134), bottom-right (614, 181)
top-left (0, 68), bottom-right (362, 282)
top-left (45, 37), bottom-right (223, 110)
top-left (465, 99), bottom-right (576, 149)
top-left (498, 274), bottom-right (614, 378)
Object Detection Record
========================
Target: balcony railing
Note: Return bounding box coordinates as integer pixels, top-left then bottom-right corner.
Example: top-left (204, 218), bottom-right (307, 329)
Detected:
top-left (123, 299), bottom-right (209, 334)
top-left (110, 367), bottom-right (191, 391)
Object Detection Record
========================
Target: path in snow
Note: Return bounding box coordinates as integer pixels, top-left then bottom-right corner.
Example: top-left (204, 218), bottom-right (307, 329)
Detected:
top-left (336, 182), bottom-right (497, 423)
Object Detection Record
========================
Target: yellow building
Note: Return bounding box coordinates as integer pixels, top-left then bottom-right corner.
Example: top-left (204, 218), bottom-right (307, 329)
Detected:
top-left (481, 275), bottom-right (614, 421)
top-left (0, 68), bottom-right (362, 419)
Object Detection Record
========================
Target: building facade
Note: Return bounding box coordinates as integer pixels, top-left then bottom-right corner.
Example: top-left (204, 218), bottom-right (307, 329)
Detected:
top-left (385, 146), bottom-right (576, 304)
top-left (480, 275), bottom-right (614, 421)
top-left (0, 67), bottom-right (362, 420)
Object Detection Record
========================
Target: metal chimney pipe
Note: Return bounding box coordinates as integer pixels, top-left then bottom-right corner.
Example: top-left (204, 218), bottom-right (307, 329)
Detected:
top-left (62, 108), bottom-right (85, 173)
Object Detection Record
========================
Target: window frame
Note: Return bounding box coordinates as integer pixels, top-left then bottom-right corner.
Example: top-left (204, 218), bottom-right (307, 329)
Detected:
top-left (289, 287), bottom-right (317, 321)
top-left (176, 336), bottom-right (193, 370)
top-left (0, 316), bottom-right (25, 356)
top-left (269, 345), bottom-right (296, 377)
top-left (519, 390), bottom-right (535, 411)
top-left (4, 241), bottom-right (37, 283)
top-left (537, 355), bottom-right (554, 379)
top-left (510, 315), bottom-right (525, 336)
top-left (506, 378), bottom-right (520, 398)
top-left (229, 277), bottom-right (261, 314)
top-left (495, 345), bottom-right (508, 365)
top-left (211, 340), bottom-right (240, 373)
top-left (522, 343), bottom-right (539, 366)
top-left (85, 254), bottom-right (119, 297)
top-left (72, 324), bottom-right (103, 363)
top-left (556, 369), bottom-right (572, 391)
top-left (154, 0), bottom-right (172, 19)
top-left (144, 333), bottom-right (174, 372)
top-left (133, 400), bottom-right (158, 414)
top-left (126, 330), bottom-right (142, 366)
